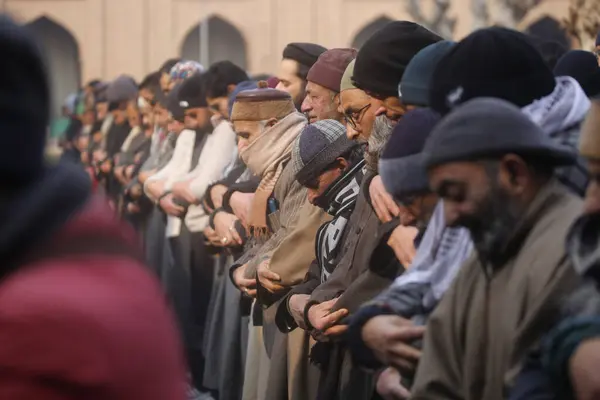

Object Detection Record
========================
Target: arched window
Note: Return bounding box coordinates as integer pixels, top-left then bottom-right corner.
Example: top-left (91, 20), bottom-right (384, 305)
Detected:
top-left (25, 16), bottom-right (81, 118)
top-left (181, 16), bottom-right (247, 70)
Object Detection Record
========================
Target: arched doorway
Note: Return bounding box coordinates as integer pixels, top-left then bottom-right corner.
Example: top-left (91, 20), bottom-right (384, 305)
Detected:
top-left (181, 16), bottom-right (248, 70)
top-left (25, 16), bottom-right (81, 118)
top-left (352, 16), bottom-right (394, 49)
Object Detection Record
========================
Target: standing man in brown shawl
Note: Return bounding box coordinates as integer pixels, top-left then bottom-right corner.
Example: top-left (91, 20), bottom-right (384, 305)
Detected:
top-left (229, 82), bottom-right (329, 400)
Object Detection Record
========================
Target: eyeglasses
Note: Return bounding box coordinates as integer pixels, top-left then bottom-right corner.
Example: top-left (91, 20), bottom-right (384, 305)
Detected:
top-left (344, 104), bottom-right (371, 130)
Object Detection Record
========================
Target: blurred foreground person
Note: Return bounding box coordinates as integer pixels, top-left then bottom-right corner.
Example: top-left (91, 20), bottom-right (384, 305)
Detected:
top-left (0, 15), bottom-right (187, 400)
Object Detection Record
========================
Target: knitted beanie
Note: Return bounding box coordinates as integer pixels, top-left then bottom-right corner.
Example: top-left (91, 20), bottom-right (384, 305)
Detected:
top-left (166, 83), bottom-right (185, 122)
top-left (282, 43), bottom-right (328, 69)
top-left (400, 41), bottom-right (455, 106)
top-left (178, 73), bottom-right (207, 109)
top-left (0, 15), bottom-right (50, 186)
top-left (379, 109), bottom-right (441, 198)
top-left (429, 27), bottom-right (556, 115)
top-left (580, 98), bottom-right (600, 160)
top-left (292, 119), bottom-right (358, 186)
top-left (554, 50), bottom-right (600, 98)
top-left (227, 80), bottom-right (258, 119)
top-left (307, 48), bottom-right (358, 93)
top-left (106, 75), bottom-right (138, 104)
top-left (353, 21), bottom-right (442, 98)
top-left (423, 98), bottom-right (576, 170)
top-left (340, 60), bottom-right (357, 92)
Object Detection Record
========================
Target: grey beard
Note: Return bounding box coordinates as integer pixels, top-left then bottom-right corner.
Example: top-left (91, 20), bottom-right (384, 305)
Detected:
top-left (364, 115), bottom-right (394, 172)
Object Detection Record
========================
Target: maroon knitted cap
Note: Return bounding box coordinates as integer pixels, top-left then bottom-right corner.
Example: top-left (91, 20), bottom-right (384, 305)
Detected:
top-left (307, 48), bottom-right (358, 93)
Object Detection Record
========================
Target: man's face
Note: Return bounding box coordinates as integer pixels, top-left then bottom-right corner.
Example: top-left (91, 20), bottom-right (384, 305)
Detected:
top-left (154, 104), bottom-right (170, 128)
top-left (340, 88), bottom-right (376, 142)
top-left (232, 120), bottom-right (266, 154)
top-left (126, 104), bottom-right (140, 127)
top-left (207, 96), bottom-right (230, 120)
top-left (276, 59), bottom-right (306, 109)
top-left (301, 82), bottom-right (342, 123)
top-left (368, 94), bottom-right (409, 125)
top-left (167, 117), bottom-right (185, 135)
top-left (184, 107), bottom-right (210, 131)
top-left (305, 162), bottom-right (345, 205)
top-left (429, 160), bottom-right (524, 260)
top-left (584, 160), bottom-right (600, 214)
top-left (96, 102), bottom-right (108, 121)
top-left (82, 110), bottom-right (95, 126)
top-left (160, 72), bottom-right (171, 92)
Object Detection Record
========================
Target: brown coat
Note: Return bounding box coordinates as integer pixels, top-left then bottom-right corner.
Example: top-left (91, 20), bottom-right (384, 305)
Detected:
top-left (411, 180), bottom-right (582, 400)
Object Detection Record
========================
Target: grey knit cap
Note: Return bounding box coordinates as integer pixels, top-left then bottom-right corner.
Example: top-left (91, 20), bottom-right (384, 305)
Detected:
top-left (292, 119), bottom-right (358, 186)
top-left (423, 97), bottom-right (576, 169)
top-left (106, 75), bottom-right (138, 103)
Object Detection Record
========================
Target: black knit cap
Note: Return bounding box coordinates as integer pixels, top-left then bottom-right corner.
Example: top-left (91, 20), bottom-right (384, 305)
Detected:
top-left (352, 21), bottom-right (442, 98)
top-left (423, 98), bottom-right (576, 170)
top-left (177, 73), bottom-right (207, 109)
top-left (554, 50), bottom-right (600, 98)
top-left (166, 83), bottom-right (185, 122)
top-left (429, 27), bottom-right (556, 116)
top-left (0, 14), bottom-right (50, 186)
top-left (379, 109), bottom-right (441, 198)
top-left (282, 42), bottom-right (328, 69)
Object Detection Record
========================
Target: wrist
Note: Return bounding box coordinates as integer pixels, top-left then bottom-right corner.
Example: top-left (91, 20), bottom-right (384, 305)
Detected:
top-left (303, 300), bottom-right (320, 331)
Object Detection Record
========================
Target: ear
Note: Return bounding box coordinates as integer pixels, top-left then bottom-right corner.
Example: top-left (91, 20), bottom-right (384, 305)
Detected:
top-left (499, 154), bottom-right (528, 194)
top-left (336, 157), bottom-right (348, 170)
top-left (265, 117), bottom-right (278, 128)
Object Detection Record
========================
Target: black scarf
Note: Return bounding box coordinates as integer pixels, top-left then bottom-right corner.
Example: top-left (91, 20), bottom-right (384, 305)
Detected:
top-left (314, 159), bottom-right (365, 283)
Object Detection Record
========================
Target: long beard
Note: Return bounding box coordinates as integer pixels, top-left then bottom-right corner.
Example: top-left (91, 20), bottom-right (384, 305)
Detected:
top-left (364, 115), bottom-right (394, 172)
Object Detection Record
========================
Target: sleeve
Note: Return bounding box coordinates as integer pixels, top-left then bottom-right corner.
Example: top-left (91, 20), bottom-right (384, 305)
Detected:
top-left (185, 127), bottom-right (237, 199)
top-left (410, 263), bottom-right (469, 400)
top-left (509, 353), bottom-right (558, 400)
top-left (144, 130), bottom-right (196, 196)
top-left (242, 178), bottom-right (310, 280)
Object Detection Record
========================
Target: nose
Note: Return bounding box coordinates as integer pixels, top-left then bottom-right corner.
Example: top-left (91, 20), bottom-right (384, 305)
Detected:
top-left (275, 82), bottom-right (285, 91)
top-left (301, 96), bottom-right (311, 114)
top-left (346, 124), bottom-right (360, 140)
top-left (584, 182), bottom-right (600, 215)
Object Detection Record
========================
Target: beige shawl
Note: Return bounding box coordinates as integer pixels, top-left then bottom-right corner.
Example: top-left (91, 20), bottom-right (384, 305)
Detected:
top-left (240, 112), bottom-right (307, 235)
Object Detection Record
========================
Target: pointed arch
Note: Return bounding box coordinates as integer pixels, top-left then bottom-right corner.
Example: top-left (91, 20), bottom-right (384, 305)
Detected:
top-left (25, 16), bottom-right (81, 118)
top-left (351, 16), bottom-right (394, 49)
top-left (181, 15), bottom-right (248, 70)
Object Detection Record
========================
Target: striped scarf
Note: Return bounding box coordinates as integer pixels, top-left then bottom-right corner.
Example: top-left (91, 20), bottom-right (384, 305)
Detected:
top-left (240, 112), bottom-right (307, 235)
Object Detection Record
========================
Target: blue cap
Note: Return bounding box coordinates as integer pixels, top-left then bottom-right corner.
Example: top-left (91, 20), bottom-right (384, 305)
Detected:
top-left (228, 80), bottom-right (258, 119)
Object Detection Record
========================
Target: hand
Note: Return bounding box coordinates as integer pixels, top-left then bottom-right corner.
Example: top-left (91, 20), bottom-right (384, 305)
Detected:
top-left (361, 315), bottom-right (425, 373)
top-left (288, 294), bottom-right (310, 330)
top-left (370, 176), bottom-right (400, 223)
top-left (146, 180), bottom-right (165, 199)
top-left (125, 165), bottom-right (136, 179)
top-left (204, 226), bottom-right (224, 247)
top-left (387, 225), bottom-right (418, 268)
top-left (233, 263), bottom-right (257, 297)
top-left (100, 159), bottom-right (112, 174)
top-left (138, 169), bottom-right (156, 185)
top-left (376, 367), bottom-right (411, 400)
top-left (210, 184), bottom-right (228, 210)
top-left (324, 323), bottom-right (349, 338)
top-left (171, 181), bottom-right (197, 204)
top-left (214, 211), bottom-right (243, 246)
top-left (570, 338), bottom-right (600, 400)
top-left (257, 260), bottom-right (285, 293)
top-left (307, 298), bottom-right (349, 333)
top-left (230, 192), bottom-right (254, 227)
top-left (127, 202), bottom-right (141, 214)
top-left (159, 193), bottom-right (185, 217)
